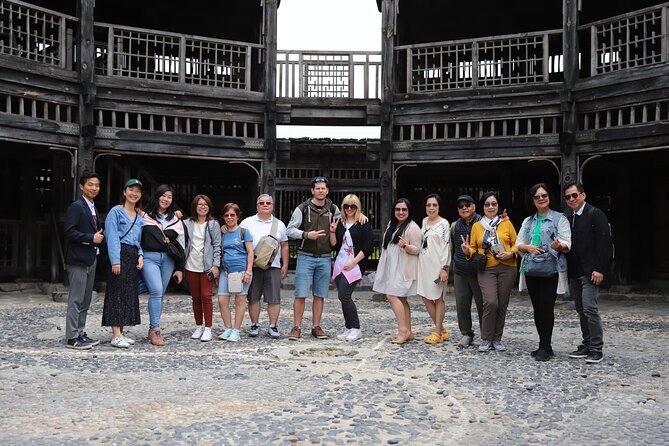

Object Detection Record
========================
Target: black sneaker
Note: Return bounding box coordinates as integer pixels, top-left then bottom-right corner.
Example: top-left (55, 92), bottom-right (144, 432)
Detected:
top-left (568, 345), bottom-right (589, 358)
top-left (81, 332), bottom-right (100, 347)
top-left (585, 351), bottom-right (604, 364)
top-left (66, 336), bottom-right (93, 350)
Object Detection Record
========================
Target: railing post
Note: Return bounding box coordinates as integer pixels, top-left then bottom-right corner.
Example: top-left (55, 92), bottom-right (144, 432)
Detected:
top-left (299, 52), bottom-right (306, 98)
top-left (106, 26), bottom-right (114, 76)
top-left (662, 6), bottom-right (668, 62)
top-left (590, 25), bottom-right (597, 75)
top-left (245, 44), bottom-right (252, 91)
top-left (405, 49), bottom-right (411, 94)
top-left (179, 35), bottom-right (186, 84)
top-left (348, 53), bottom-right (354, 98)
top-left (363, 54), bottom-right (370, 99)
top-left (542, 33), bottom-right (549, 82)
top-left (472, 41), bottom-right (479, 87)
top-left (59, 16), bottom-right (66, 69)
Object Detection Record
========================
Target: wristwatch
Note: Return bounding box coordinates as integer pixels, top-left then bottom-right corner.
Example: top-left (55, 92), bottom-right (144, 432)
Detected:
top-left (441, 265), bottom-right (448, 271)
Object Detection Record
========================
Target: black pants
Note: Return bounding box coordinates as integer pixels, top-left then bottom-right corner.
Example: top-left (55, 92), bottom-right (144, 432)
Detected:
top-left (335, 274), bottom-right (360, 329)
top-left (525, 274), bottom-right (559, 350)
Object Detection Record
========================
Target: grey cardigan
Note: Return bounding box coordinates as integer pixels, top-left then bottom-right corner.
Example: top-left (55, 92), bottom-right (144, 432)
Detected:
top-left (183, 219), bottom-right (222, 272)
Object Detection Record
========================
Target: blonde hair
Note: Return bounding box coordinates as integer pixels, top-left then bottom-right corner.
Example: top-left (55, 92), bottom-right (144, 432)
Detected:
top-left (341, 194), bottom-right (362, 223)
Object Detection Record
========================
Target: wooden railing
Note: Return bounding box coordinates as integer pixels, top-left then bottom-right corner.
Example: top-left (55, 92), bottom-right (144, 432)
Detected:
top-left (584, 3), bottom-right (668, 75)
top-left (0, 0), bottom-right (77, 69)
top-left (93, 23), bottom-right (264, 91)
top-left (277, 50), bottom-right (382, 99)
top-left (396, 30), bottom-right (564, 93)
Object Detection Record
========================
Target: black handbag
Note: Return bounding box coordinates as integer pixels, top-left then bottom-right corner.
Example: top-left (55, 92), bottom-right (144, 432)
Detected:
top-left (471, 252), bottom-right (488, 272)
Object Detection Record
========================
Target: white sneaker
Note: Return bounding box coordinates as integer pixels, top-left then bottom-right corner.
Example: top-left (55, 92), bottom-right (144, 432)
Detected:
top-left (337, 328), bottom-right (352, 340)
top-left (345, 328), bottom-right (362, 341)
top-left (200, 327), bottom-right (212, 342)
top-left (111, 336), bottom-right (130, 348)
top-left (121, 334), bottom-right (135, 345)
top-left (191, 326), bottom-right (204, 339)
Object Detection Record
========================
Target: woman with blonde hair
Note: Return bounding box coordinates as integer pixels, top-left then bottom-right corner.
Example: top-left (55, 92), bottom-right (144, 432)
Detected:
top-left (329, 194), bottom-right (374, 341)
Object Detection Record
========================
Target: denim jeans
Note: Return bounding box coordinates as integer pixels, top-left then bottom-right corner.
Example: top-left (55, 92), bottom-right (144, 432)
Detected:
top-left (570, 275), bottom-right (604, 353)
top-left (294, 253), bottom-right (331, 298)
top-left (142, 251), bottom-right (175, 329)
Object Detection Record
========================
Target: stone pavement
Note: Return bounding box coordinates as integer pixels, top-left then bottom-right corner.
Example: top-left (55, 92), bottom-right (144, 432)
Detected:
top-left (1, 288), bottom-right (668, 445)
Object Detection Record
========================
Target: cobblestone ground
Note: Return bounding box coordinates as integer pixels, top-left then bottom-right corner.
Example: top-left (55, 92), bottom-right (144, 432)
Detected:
top-left (1, 289), bottom-right (668, 445)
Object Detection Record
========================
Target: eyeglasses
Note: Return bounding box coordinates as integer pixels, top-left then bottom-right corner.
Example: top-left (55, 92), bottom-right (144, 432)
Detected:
top-left (533, 193), bottom-right (549, 201)
top-left (311, 177), bottom-right (328, 185)
top-left (395, 207), bottom-right (408, 212)
top-left (197, 203), bottom-right (209, 208)
top-left (483, 202), bottom-right (498, 208)
top-left (457, 203), bottom-right (472, 209)
top-left (426, 203), bottom-right (439, 208)
top-left (223, 213), bottom-right (236, 218)
top-left (343, 204), bottom-right (357, 210)
top-left (258, 201), bottom-right (273, 205)
top-left (564, 192), bottom-right (581, 200)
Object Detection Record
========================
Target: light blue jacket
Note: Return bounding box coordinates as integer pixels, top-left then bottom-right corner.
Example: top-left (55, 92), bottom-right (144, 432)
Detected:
top-left (105, 205), bottom-right (144, 265)
top-left (517, 209), bottom-right (571, 273)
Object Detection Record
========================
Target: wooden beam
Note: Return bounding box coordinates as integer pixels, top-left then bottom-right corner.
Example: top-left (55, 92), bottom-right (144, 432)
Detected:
top-left (77, 0), bottom-right (96, 176)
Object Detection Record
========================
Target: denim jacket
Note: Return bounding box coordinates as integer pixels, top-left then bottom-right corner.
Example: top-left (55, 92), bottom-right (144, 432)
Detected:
top-left (517, 209), bottom-right (571, 273)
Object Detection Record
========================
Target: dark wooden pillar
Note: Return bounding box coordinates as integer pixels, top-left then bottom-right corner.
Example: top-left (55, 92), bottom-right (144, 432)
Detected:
top-left (263, 0), bottom-right (278, 197)
top-left (560, 0), bottom-right (579, 188)
top-left (19, 161), bottom-right (36, 278)
top-left (379, 0), bottom-right (397, 227)
top-left (76, 0), bottom-right (96, 179)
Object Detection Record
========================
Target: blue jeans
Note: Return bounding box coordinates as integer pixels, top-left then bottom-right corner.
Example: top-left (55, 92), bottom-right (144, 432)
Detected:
top-left (570, 275), bottom-right (604, 353)
top-left (294, 253), bottom-right (331, 298)
top-left (142, 251), bottom-right (175, 329)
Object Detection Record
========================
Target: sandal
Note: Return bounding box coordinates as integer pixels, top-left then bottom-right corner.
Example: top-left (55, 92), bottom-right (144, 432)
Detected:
top-left (441, 331), bottom-right (449, 342)
top-left (424, 332), bottom-right (444, 344)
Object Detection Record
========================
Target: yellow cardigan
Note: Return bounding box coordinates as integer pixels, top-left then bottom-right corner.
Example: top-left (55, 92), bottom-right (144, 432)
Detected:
top-left (468, 219), bottom-right (518, 269)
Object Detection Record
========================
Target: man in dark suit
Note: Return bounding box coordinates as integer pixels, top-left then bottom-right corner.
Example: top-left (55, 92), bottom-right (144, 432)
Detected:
top-left (64, 172), bottom-right (104, 349)
top-left (563, 182), bottom-right (613, 364)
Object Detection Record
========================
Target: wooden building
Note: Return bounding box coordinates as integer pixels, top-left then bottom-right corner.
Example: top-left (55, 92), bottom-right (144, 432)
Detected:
top-left (0, 0), bottom-right (667, 285)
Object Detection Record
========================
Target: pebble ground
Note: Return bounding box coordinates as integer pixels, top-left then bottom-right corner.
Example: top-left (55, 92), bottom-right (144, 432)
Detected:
top-left (1, 288), bottom-right (667, 445)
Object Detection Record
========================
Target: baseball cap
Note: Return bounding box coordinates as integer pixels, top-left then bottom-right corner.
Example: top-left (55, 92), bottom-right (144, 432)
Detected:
top-left (456, 194), bottom-right (475, 203)
top-left (124, 178), bottom-right (143, 189)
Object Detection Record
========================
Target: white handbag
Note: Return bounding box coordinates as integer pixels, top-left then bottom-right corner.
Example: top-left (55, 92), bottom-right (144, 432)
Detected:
top-left (227, 272), bottom-right (243, 294)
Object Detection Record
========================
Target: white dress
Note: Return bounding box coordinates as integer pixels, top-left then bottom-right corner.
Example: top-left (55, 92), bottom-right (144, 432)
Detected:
top-left (417, 217), bottom-right (451, 300)
top-left (373, 242), bottom-right (417, 297)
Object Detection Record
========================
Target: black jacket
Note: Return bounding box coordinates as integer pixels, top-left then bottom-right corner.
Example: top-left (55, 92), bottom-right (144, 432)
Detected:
top-left (565, 203), bottom-right (613, 279)
top-left (64, 197), bottom-right (102, 267)
top-left (332, 221), bottom-right (374, 274)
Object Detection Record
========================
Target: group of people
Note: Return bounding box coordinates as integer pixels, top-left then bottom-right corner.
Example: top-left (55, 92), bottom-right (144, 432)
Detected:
top-left (63, 173), bottom-right (613, 364)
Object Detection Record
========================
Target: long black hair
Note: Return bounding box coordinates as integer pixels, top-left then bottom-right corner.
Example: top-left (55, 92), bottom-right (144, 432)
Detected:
top-left (383, 198), bottom-right (412, 249)
top-left (145, 184), bottom-right (177, 221)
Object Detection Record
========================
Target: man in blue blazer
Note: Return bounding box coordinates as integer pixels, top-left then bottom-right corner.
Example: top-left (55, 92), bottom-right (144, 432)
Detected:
top-left (64, 172), bottom-right (105, 349)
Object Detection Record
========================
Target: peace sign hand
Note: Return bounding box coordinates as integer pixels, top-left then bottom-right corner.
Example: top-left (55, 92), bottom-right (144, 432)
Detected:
top-left (460, 234), bottom-right (470, 254)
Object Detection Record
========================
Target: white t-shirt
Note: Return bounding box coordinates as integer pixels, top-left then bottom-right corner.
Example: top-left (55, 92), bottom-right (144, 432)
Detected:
top-left (240, 214), bottom-right (288, 269)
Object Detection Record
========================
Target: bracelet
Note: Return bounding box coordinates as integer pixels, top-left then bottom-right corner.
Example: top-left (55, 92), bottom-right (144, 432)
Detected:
top-left (244, 271), bottom-right (252, 276)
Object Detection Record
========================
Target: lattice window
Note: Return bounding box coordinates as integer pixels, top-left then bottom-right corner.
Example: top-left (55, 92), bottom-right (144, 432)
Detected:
top-left (0, 0), bottom-right (72, 67)
top-left (478, 36), bottom-right (546, 86)
top-left (303, 53), bottom-right (351, 98)
top-left (593, 7), bottom-right (665, 74)
top-left (410, 43), bottom-right (474, 91)
top-left (110, 28), bottom-right (181, 81)
top-left (185, 38), bottom-right (248, 88)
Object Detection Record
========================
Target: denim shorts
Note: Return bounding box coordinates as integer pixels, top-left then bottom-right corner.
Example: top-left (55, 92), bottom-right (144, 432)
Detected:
top-left (217, 270), bottom-right (251, 296)
top-left (294, 253), bottom-right (331, 298)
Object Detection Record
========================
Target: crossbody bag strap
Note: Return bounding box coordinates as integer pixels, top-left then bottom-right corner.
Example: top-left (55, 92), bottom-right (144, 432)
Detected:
top-left (269, 216), bottom-right (279, 238)
top-left (120, 214), bottom-right (138, 240)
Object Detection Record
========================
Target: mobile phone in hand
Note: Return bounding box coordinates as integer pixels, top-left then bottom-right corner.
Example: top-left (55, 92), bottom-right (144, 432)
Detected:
top-left (433, 277), bottom-right (441, 284)
top-left (206, 270), bottom-right (215, 281)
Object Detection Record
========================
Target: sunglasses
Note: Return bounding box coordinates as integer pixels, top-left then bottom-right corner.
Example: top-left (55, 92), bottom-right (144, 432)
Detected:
top-left (564, 192), bottom-right (581, 200)
top-left (484, 202), bottom-right (498, 208)
top-left (258, 201), bottom-right (273, 205)
top-left (426, 203), bottom-right (439, 208)
top-left (223, 213), bottom-right (237, 217)
top-left (311, 177), bottom-right (328, 185)
top-left (457, 203), bottom-right (472, 209)
top-left (395, 207), bottom-right (408, 212)
top-left (533, 193), bottom-right (549, 201)
top-left (343, 204), bottom-right (357, 210)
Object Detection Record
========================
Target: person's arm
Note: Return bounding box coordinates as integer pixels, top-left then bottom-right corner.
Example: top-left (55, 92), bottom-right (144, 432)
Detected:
top-left (280, 240), bottom-right (289, 279)
top-left (210, 221), bottom-right (222, 278)
top-left (551, 214), bottom-right (571, 253)
top-left (592, 208), bottom-right (613, 280)
top-left (243, 236), bottom-right (254, 283)
top-left (329, 219), bottom-right (339, 247)
top-left (516, 217), bottom-right (538, 255)
top-left (105, 209), bottom-right (121, 274)
top-left (286, 207), bottom-right (307, 240)
top-left (64, 202), bottom-right (94, 244)
top-left (403, 223), bottom-right (421, 256)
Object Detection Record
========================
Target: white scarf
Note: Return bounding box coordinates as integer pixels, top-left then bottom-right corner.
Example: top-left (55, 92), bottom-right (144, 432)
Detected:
top-left (480, 215), bottom-right (500, 232)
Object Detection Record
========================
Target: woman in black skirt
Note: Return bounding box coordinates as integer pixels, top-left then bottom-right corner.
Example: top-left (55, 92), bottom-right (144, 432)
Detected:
top-left (103, 179), bottom-right (145, 348)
